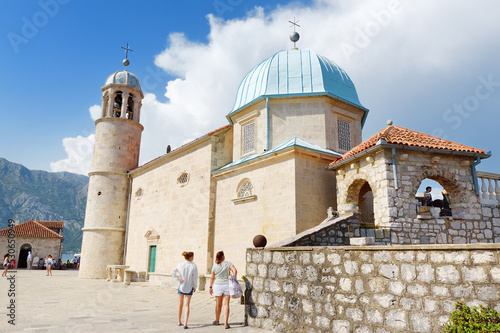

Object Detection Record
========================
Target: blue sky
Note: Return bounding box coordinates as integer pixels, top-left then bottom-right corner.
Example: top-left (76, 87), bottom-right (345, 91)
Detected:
top-left (1, 0), bottom-right (499, 180)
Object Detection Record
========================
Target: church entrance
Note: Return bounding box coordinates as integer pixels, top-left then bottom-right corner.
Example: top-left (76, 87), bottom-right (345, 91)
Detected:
top-left (148, 245), bottom-right (156, 273)
top-left (18, 243), bottom-right (32, 268)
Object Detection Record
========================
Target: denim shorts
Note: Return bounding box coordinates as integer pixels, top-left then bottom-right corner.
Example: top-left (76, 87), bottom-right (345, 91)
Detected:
top-left (178, 288), bottom-right (194, 296)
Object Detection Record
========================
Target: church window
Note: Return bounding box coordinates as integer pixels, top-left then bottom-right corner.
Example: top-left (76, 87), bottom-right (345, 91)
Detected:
top-left (338, 119), bottom-right (351, 151)
top-left (177, 172), bottom-right (189, 186)
top-left (242, 122), bottom-right (255, 155)
top-left (232, 179), bottom-right (257, 204)
top-left (113, 91), bottom-right (123, 118)
top-left (239, 181), bottom-right (253, 198)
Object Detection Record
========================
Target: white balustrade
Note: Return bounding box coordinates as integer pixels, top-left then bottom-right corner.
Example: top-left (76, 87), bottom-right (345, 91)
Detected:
top-left (477, 171), bottom-right (500, 205)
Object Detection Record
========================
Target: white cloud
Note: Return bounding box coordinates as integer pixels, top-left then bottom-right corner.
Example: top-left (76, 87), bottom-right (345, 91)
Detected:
top-left (51, 0), bottom-right (500, 175)
top-left (50, 134), bottom-right (94, 175)
top-left (89, 104), bottom-right (100, 121)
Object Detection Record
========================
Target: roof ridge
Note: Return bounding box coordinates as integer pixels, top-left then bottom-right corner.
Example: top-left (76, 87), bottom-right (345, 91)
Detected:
top-left (32, 220), bottom-right (63, 238)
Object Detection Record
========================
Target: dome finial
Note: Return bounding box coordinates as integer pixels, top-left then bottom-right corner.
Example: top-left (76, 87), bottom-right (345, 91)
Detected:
top-left (121, 42), bottom-right (133, 69)
top-left (289, 17), bottom-right (300, 50)
top-left (387, 119), bottom-right (393, 126)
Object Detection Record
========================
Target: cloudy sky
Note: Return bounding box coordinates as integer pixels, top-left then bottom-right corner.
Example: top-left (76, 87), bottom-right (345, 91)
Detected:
top-left (2, 0), bottom-right (499, 179)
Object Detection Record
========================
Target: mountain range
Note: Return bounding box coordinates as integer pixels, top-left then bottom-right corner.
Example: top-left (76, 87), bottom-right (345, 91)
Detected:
top-left (0, 158), bottom-right (88, 253)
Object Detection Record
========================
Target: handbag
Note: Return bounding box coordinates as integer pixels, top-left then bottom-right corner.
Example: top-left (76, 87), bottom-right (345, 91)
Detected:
top-left (228, 276), bottom-right (243, 299)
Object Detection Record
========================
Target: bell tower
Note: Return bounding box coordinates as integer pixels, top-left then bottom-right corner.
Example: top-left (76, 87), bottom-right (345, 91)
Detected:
top-left (79, 48), bottom-right (144, 279)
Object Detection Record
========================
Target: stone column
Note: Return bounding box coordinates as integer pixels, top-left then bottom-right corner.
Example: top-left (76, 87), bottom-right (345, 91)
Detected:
top-left (108, 91), bottom-right (115, 117)
top-left (134, 98), bottom-right (141, 122)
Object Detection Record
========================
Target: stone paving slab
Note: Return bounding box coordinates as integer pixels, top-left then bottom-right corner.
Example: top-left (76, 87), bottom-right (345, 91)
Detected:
top-left (0, 270), bottom-right (270, 333)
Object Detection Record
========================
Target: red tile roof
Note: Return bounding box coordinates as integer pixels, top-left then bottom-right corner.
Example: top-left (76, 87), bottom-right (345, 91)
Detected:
top-left (0, 220), bottom-right (63, 239)
top-left (38, 221), bottom-right (64, 230)
top-left (330, 125), bottom-right (485, 166)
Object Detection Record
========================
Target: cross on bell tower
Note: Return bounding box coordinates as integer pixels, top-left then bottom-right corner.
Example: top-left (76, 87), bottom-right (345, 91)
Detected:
top-left (121, 42), bottom-right (133, 68)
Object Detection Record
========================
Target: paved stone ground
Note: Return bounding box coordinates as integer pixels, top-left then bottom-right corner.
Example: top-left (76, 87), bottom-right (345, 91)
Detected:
top-left (0, 269), bottom-right (270, 333)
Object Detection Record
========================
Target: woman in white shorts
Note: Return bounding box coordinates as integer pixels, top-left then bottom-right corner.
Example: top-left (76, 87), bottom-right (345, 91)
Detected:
top-left (209, 251), bottom-right (237, 329)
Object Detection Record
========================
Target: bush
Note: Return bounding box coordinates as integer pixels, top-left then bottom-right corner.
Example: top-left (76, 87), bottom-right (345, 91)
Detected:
top-left (443, 301), bottom-right (500, 332)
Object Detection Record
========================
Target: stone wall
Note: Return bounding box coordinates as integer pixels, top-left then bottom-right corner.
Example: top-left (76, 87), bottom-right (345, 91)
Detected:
top-left (0, 236), bottom-right (62, 265)
top-left (334, 149), bottom-right (483, 227)
top-left (245, 244), bottom-right (500, 333)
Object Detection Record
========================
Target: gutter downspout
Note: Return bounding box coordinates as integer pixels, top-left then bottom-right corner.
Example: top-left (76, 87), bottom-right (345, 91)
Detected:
top-left (266, 97), bottom-right (270, 151)
top-left (122, 172), bottom-right (133, 265)
top-left (392, 147), bottom-right (399, 190)
top-left (470, 156), bottom-right (481, 195)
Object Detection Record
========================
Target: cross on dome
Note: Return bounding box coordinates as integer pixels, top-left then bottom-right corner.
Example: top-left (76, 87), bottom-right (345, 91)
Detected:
top-left (289, 17), bottom-right (300, 49)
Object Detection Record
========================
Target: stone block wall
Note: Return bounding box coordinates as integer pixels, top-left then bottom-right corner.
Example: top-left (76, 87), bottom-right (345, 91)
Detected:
top-left (334, 149), bottom-right (483, 227)
top-left (245, 245), bottom-right (500, 333)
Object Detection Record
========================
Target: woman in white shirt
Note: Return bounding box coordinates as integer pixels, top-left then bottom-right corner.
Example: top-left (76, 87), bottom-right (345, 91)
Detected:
top-left (2, 254), bottom-right (10, 277)
top-left (45, 255), bottom-right (53, 276)
top-left (171, 251), bottom-right (198, 329)
top-left (209, 251), bottom-right (237, 329)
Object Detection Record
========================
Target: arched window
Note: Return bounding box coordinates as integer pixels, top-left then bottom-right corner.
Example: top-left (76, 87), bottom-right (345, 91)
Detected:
top-left (239, 181), bottom-right (253, 198)
top-left (232, 179), bottom-right (257, 204)
top-left (113, 91), bottom-right (123, 117)
top-left (359, 182), bottom-right (374, 227)
top-left (415, 178), bottom-right (450, 217)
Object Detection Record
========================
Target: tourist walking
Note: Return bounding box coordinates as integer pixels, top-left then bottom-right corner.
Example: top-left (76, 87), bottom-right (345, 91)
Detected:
top-left (45, 255), bottom-right (53, 276)
top-left (209, 251), bottom-right (237, 329)
top-left (27, 251), bottom-right (32, 270)
top-left (2, 254), bottom-right (10, 277)
top-left (171, 251), bottom-right (198, 329)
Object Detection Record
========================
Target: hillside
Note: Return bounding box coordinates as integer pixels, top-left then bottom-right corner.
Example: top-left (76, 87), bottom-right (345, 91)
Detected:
top-left (0, 158), bottom-right (88, 253)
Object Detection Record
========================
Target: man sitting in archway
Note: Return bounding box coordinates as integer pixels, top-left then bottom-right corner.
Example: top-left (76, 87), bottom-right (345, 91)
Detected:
top-left (425, 186), bottom-right (433, 206)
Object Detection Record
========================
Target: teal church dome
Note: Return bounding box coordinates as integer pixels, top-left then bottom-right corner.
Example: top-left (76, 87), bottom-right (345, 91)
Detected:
top-left (229, 49), bottom-right (366, 115)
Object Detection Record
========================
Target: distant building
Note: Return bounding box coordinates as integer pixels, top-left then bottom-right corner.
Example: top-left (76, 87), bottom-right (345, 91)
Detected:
top-left (0, 220), bottom-right (64, 268)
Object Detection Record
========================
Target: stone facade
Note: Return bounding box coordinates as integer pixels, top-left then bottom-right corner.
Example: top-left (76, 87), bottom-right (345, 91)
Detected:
top-left (212, 148), bottom-right (337, 271)
top-left (335, 149), bottom-right (482, 225)
top-left (125, 132), bottom-right (223, 275)
top-left (118, 90), bottom-right (351, 281)
top-left (329, 144), bottom-right (500, 245)
top-left (245, 245), bottom-right (500, 333)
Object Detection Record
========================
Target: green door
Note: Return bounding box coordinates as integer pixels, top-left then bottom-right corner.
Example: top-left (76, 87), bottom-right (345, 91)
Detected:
top-left (148, 246), bottom-right (156, 272)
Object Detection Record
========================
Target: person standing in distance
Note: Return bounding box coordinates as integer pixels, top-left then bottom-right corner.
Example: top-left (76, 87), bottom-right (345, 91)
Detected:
top-left (45, 255), bottom-right (53, 276)
top-left (27, 251), bottom-right (32, 270)
top-left (209, 251), bottom-right (237, 329)
top-left (171, 251), bottom-right (198, 329)
top-left (2, 254), bottom-right (10, 277)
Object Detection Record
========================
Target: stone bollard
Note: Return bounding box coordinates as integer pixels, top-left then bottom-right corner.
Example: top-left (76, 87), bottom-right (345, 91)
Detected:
top-left (106, 265), bottom-right (114, 282)
top-left (124, 270), bottom-right (133, 286)
top-left (198, 275), bottom-right (206, 291)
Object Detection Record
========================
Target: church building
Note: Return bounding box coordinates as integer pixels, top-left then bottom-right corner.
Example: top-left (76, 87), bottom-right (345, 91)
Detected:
top-left (79, 34), bottom-right (493, 282)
